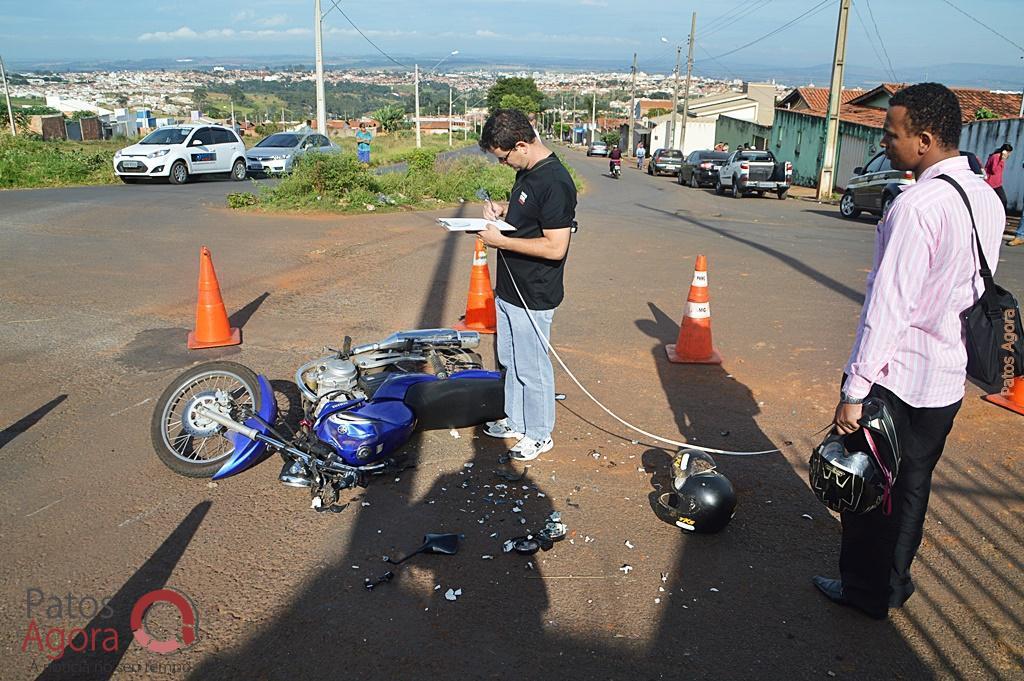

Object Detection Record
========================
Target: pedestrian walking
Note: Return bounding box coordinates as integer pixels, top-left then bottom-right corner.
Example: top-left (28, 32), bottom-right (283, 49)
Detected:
top-left (475, 109), bottom-right (577, 462)
top-left (636, 141), bottom-right (646, 169)
top-left (356, 122), bottom-right (373, 164)
top-left (815, 83), bottom-right (1005, 620)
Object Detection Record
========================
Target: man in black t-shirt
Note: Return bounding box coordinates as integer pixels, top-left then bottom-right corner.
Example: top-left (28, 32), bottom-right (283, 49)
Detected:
top-left (475, 108), bottom-right (577, 462)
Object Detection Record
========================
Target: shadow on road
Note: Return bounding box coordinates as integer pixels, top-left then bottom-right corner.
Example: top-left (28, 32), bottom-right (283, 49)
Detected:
top-left (33, 501), bottom-right (212, 681)
top-left (637, 204), bottom-right (865, 305)
top-left (0, 395), bottom-right (67, 451)
top-left (228, 292), bottom-right (270, 329)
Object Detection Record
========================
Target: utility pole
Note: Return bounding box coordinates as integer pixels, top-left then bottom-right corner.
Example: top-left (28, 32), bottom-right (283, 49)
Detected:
top-left (414, 64), bottom-right (422, 148)
top-left (628, 52), bottom-right (637, 156)
top-left (464, 100), bottom-right (468, 140)
top-left (591, 92), bottom-right (596, 144)
top-left (448, 86), bottom-right (453, 147)
top-left (679, 13), bottom-right (697, 155)
top-left (817, 0), bottom-right (851, 201)
top-left (669, 45), bottom-right (682, 149)
top-left (0, 55), bottom-right (15, 136)
top-left (560, 93), bottom-right (564, 142)
top-left (571, 92), bottom-right (577, 143)
top-left (313, 0), bottom-right (327, 135)
top-left (230, 101), bottom-right (235, 130)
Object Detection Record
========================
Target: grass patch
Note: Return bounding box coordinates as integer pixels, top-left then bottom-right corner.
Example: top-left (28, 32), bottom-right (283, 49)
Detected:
top-left (233, 148), bottom-right (584, 215)
top-left (0, 134), bottom-right (122, 189)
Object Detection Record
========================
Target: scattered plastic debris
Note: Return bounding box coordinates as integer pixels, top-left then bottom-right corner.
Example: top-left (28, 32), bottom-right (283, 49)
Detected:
top-left (720, 430), bottom-right (730, 437)
top-left (591, 450), bottom-right (601, 460)
top-left (434, 584), bottom-right (441, 591)
top-left (655, 598), bottom-right (661, 604)
top-left (619, 564), bottom-right (633, 575)
top-left (361, 501), bottom-right (371, 507)
top-left (364, 571), bottom-right (394, 591)
top-left (710, 588), bottom-right (719, 592)
top-left (482, 555), bottom-right (494, 560)
top-left (207, 481), bottom-right (218, 488)
top-left (449, 429), bottom-right (461, 439)
top-left (464, 462), bottom-right (474, 468)
top-left (444, 588), bottom-right (462, 601)
top-left (584, 536), bottom-right (594, 543)
top-left (802, 513), bottom-right (813, 520)
top-left (661, 572), bottom-right (668, 583)
top-left (625, 540), bottom-right (635, 549)
top-left (631, 440), bottom-right (639, 445)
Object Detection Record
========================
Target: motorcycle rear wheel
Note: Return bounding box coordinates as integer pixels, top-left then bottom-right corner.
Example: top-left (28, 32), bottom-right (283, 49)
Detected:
top-left (150, 361), bottom-right (262, 478)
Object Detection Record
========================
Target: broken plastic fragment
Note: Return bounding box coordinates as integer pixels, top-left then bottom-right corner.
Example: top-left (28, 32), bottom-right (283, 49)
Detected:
top-left (449, 429), bottom-right (460, 438)
top-left (661, 572), bottom-right (668, 583)
top-left (444, 588), bottom-right (462, 601)
top-left (361, 501), bottom-right (371, 507)
top-left (625, 540), bottom-right (635, 549)
top-left (802, 513), bottom-right (813, 520)
top-left (710, 588), bottom-right (719, 592)
top-left (619, 564), bottom-right (633, 574)
top-left (482, 555), bottom-right (494, 560)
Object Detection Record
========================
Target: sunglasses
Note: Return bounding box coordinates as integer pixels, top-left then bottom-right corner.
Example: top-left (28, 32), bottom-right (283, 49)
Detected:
top-left (497, 146), bottom-right (517, 164)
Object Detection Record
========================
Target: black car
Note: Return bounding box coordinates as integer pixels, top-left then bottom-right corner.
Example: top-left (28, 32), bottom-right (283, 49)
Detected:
top-left (839, 150), bottom-right (984, 220)
top-left (647, 149), bottom-right (684, 176)
top-left (677, 150), bottom-right (730, 188)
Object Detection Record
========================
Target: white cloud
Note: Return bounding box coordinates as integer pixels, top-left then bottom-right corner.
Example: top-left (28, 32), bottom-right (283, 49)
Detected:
top-left (137, 25), bottom-right (311, 42)
top-left (475, 30), bottom-right (498, 38)
top-left (258, 14), bottom-right (289, 27)
top-left (232, 9), bottom-right (256, 22)
top-left (580, 0), bottom-right (608, 5)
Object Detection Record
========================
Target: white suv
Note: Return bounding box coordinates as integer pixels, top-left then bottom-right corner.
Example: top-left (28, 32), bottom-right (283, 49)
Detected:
top-left (113, 124), bottom-right (248, 184)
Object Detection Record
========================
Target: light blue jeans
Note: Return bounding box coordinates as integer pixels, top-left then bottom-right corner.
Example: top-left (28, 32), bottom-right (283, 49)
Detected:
top-left (495, 296), bottom-right (556, 441)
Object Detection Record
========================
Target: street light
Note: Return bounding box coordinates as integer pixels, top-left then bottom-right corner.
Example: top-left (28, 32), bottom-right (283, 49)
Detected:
top-left (416, 50), bottom-right (458, 148)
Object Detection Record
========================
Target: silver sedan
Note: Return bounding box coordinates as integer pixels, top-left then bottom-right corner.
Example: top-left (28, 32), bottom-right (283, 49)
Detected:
top-left (245, 132), bottom-right (341, 174)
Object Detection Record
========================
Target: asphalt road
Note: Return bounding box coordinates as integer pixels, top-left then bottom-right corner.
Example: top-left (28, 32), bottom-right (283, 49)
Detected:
top-left (1, 149), bottom-right (1021, 681)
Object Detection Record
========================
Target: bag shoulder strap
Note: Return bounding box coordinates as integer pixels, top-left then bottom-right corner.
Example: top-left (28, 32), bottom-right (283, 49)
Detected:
top-left (937, 174), bottom-right (993, 281)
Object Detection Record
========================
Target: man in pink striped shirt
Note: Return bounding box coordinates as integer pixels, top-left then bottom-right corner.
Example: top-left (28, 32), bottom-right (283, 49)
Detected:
top-left (813, 83), bottom-right (1005, 620)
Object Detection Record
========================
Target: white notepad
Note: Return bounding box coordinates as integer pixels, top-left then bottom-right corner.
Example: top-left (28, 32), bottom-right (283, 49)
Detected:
top-left (437, 217), bottom-right (516, 232)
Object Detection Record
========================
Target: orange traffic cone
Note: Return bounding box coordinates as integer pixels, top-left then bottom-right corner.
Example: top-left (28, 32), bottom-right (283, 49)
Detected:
top-left (187, 246), bottom-right (241, 349)
top-left (666, 254), bottom-right (722, 364)
top-left (983, 376), bottom-right (1024, 416)
top-left (454, 237), bottom-right (497, 334)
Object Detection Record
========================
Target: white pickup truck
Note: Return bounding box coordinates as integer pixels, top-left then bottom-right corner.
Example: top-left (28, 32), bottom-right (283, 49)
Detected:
top-left (715, 149), bottom-right (792, 199)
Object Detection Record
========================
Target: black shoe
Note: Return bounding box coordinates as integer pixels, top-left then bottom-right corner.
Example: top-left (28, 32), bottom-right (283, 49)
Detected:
top-left (811, 576), bottom-right (888, 620)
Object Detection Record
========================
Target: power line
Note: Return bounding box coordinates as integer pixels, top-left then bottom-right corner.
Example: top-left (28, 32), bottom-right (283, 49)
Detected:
top-left (706, 0), bottom-right (838, 61)
top-left (699, 2), bottom-right (750, 37)
top-left (936, 0), bottom-right (1024, 53)
top-left (696, 44), bottom-right (742, 82)
top-left (322, 1), bottom-right (409, 68)
top-left (700, 0), bottom-right (776, 42)
top-left (852, 0), bottom-right (894, 81)
top-left (863, 0), bottom-right (898, 83)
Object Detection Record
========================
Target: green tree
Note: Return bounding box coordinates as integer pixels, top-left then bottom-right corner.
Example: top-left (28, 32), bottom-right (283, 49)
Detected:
top-left (646, 108), bottom-right (670, 118)
top-left (372, 104), bottom-right (407, 132)
top-left (486, 77), bottom-right (544, 114)
top-left (974, 107), bottom-right (998, 120)
top-left (601, 131), bottom-right (621, 147)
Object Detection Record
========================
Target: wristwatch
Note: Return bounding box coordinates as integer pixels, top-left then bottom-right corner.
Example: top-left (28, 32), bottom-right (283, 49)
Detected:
top-left (840, 390), bottom-right (864, 405)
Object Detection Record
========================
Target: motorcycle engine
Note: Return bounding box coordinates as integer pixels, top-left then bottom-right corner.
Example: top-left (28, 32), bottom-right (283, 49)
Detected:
top-left (314, 359), bottom-right (359, 400)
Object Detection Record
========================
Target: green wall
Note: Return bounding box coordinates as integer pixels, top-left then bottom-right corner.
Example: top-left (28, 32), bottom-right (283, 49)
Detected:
top-left (716, 115), bottom-right (772, 151)
top-left (770, 109), bottom-right (883, 188)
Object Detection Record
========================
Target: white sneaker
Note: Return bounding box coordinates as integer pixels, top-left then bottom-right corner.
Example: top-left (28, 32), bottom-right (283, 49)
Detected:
top-left (484, 419), bottom-right (525, 439)
top-left (509, 436), bottom-right (554, 461)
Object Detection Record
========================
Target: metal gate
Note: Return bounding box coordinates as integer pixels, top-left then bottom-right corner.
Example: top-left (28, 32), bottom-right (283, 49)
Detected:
top-left (836, 134), bottom-right (870, 190)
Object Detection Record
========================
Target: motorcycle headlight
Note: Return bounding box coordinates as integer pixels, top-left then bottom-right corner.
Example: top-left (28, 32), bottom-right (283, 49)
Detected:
top-left (147, 148), bottom-right (170, 159)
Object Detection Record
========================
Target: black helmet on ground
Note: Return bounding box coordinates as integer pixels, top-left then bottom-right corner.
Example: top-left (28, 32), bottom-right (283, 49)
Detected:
top-left (809, 396), bottom-right (901, 515)
top-left (656, 450), bottom-right (737, 533)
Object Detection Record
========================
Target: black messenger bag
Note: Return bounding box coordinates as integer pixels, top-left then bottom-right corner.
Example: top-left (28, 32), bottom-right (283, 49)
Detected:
top-left (938, 174), bottom-right (1024, 390)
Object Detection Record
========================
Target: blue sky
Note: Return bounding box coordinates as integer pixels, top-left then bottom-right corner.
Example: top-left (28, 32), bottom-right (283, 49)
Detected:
top-left (2, 0), bottom-right (1022, 71)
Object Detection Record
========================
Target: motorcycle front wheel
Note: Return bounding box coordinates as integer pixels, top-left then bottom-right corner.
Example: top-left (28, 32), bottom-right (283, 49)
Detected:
top-left (150, 361), bottom-right (263, 478)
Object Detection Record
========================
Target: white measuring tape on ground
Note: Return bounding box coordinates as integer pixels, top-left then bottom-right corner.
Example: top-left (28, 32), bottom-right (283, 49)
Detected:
top-left (499, 250), bottom-right (781, 457)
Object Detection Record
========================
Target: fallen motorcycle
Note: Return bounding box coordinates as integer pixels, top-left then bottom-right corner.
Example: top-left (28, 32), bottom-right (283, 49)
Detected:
top-left (150, 329), bottom-right (504, 508)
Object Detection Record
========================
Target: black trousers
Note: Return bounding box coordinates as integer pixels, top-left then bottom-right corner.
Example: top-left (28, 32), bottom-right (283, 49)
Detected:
top-left (994, 185), bottom-right (1007, 211)
top-left (839, 383), bottom-right (961, 617)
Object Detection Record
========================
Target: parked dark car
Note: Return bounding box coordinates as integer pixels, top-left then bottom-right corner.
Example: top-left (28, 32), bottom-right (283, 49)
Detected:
top-left (677, 150), bottom-right (730, 188)
top-left (840, 150), bottom-right (985, 220)
top-left (647, 149), bottom-right (684, 176)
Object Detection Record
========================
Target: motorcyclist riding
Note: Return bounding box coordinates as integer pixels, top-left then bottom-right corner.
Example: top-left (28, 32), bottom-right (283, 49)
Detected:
top-left (609, 145), bottom-right (622, 175)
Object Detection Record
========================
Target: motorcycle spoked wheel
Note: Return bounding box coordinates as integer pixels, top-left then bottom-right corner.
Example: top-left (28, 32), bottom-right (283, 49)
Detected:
top-left (150, 361), bottom-right (263, 478)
